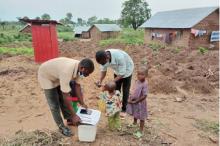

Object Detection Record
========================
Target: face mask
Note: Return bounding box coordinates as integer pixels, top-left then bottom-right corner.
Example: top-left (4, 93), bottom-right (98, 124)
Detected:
top-left (104, 61), bottom-right (110, 66)
top-left (78, 71), bottom-right (85, 79)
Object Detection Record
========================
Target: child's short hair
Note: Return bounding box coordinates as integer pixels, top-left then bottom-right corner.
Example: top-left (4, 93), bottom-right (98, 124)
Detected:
top-left (79, 58), bottom-right (94, 72)
top-left (138, 66), bottom-right (148, 76)
top-left (105, 81), bottom-right (116, 92)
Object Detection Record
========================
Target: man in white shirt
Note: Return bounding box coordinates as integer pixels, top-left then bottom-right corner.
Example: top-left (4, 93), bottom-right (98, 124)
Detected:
top-left (95, 49), bottom-right (134, 117)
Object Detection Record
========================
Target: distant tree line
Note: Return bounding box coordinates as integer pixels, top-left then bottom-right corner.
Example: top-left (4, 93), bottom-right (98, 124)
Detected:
top-left (0, 0), bottom-right (151, 30)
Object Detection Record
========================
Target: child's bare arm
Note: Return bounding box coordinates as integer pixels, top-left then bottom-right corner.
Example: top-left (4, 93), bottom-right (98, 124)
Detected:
top-left (75, 83), bottom-right (87, 109)
top-left (132, 95), bottom-right (147, 104)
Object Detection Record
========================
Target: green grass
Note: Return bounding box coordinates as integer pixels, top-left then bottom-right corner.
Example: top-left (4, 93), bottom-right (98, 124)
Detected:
top-left (0, 29), bottom-right (32, 45)
top-left (0, 47), bottom-right (33, 55)
top-left (198, 46), bottom-right (208, 54)
top-left (0, 25), bottom-right (75, 45)
top-left (99, 28), bottom-right (144, 46)
top-left (58, 32), bottom-right (75, 41)
top-left (194, 119), bottom-right (219, 135)
top-left (148, 42), bottom-right (165, 52)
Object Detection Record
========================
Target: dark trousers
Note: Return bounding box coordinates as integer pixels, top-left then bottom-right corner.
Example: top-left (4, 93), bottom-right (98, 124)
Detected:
top-left (44, 86), bottom-right (71, 128)
top-left (114, 74), bottom-right (132, 112)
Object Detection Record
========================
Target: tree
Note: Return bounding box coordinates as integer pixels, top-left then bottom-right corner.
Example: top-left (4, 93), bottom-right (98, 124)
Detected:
top-left (87, 16), bottom-right (97, 25)
top-left (22, 16), bottom-right (29, 20)
top-left (41, 13), bottom-right (51, 20)
top-left (97, 18), bottom-right (115, 24)
top-left (35, 16), bottom-right (41, 20)
top-left (66, 13), bottom-right (73, 20)
top-left (77, 18), bottom-right (83, 26)
top-left (121, 0), bottom-right (151, 30)
top-left (0, 21), bottom-right (7, 30)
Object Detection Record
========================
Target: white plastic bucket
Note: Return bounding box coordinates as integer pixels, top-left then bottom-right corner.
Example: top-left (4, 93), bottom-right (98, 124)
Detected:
top-left (78, 125), bottom-right (97, 142)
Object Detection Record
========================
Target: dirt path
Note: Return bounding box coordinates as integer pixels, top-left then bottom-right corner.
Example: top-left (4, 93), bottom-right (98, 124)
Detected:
top-left (0, 40), bottom-right (218, 145)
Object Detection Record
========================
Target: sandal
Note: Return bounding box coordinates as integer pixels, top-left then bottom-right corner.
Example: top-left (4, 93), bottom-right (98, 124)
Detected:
top-left (59, 126), bottom-right (73, 137)
top-left (127, 123), bottom-right (138, 128)
top-left (133, 131), bottom-right (143, 139)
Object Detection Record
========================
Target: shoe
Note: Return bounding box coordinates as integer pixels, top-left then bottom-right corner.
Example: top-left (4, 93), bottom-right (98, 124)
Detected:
top-left (133, 131), bottom-right (143, 139)
top-left (59, 126), bottom-right (73, 137)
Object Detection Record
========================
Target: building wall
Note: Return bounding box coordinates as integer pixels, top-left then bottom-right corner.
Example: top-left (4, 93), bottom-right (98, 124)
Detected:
top-left (90, 26), bottom-right (120, 41)
top-left (144, 10), bottom-right (219, 50)
top-left (81, 32), bottom-right (90, 39)
top-left (189, 10), bottom-right (219, 49)
top-left (100, 31), bottom-right (120, 40)
top-left (90, 26), bottom-right (102, 41)
top-left (144, 28), bottom-right (191, 48)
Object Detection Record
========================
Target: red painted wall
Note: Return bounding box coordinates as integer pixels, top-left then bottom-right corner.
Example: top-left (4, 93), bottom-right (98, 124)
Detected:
top-left (31, 24), bottom-right (59, 63)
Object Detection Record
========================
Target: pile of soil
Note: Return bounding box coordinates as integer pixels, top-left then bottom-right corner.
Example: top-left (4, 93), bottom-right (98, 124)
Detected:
top-left (59, 40), bottom-right (219, 95)
top-left (0, 40), bottom-right (218, 146)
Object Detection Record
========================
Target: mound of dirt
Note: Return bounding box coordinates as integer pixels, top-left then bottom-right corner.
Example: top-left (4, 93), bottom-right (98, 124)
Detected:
top-left (0, 67), bottom-right (27, 76)
top-left (181, 76), bottom-right (215, 94)
top-left (58, 40), bottom-right (219, 95)
top-left (148, 74), bottom-right (177, 94)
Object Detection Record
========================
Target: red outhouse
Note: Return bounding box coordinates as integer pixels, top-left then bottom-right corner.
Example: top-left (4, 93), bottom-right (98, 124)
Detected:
top-left (20, 19), bottom-right (60, 63)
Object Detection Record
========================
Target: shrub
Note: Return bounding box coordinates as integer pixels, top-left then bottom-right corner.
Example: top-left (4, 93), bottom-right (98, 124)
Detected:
top-left (148, 42), bottom-right (164, 52)
top-left (198, 47), bottom-right (208, 54)
top-left (58, 32), bottom-right (74, 41)
top-left (99, 28), bottom-right (144, 46)
top-left (0, 47), bottom-right (33, 55)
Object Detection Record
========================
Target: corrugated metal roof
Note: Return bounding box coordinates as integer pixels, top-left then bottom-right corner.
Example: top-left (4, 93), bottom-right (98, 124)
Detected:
top-left (141, 7), bottom-right (219, 28)
top-left (19, 24), bottom-right (31, 32)
top-left (74, 26), bottom-right (90, 34)
top-left (92, 24), bottom-right (121, 32)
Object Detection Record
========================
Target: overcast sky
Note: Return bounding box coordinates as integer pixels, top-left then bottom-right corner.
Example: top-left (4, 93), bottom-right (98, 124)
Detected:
top-left (0, 0), bottom-right (218, 21)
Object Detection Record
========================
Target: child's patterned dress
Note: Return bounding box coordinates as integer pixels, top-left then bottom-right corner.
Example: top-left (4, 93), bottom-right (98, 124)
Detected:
top-left (126, 80), bottom-right (148, 121)
top-left (99, 90), bottom-right (122, 130)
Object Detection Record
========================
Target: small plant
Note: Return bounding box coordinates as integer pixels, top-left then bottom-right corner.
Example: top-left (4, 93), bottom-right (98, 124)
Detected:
top-left (99, 28), bottom-right (144, 46)
top-left (198, 47), bottom-right (208, 54)
top-left (58, 32), bottom-right (74, 42)
top-left (148, 42), bottom-right (164, 52)
top-left (174, 47), bottom-right (181, 53)
top-left (193, 119), bottom-right (219, 135)
top-left (141, 58), bottom-right (148, 65)
top-left (155, 63), bottom-right (161, 69)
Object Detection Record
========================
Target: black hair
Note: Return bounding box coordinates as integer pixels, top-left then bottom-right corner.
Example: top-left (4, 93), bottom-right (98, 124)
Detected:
top-left (106, 81), bottom-right (116, 91)
top-left (79, 58), bottom-right (94, 72)
top-left (95, 50), bottom-right (106, 63)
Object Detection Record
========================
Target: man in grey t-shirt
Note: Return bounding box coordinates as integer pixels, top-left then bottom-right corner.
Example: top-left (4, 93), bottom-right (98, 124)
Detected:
top-left (95, 49), bottom-right (134, 117)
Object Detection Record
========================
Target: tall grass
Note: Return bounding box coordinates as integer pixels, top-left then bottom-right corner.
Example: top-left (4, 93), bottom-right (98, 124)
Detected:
top-left (0, 30), bottom-right (32, 45)
top-left (58, 32), bottom-right (75, 41)
top-left (99, 28), bottom-right (144, 46)
top-left (194, 119), bottom-right (219, 135)
top-left (0, 47), bottom-right (33, 55)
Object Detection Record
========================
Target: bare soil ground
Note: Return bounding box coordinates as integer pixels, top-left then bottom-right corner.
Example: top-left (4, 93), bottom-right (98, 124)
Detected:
top-left (0, 40), bottom-right (219, 146)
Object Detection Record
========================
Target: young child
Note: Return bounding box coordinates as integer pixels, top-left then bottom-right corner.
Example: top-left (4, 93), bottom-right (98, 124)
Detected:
top-left (126, 66), bottom-right (148, 138)
top-left (66, 80), bottom-right (87, 125)
top-left (98, 81), bottom-right (122, 131)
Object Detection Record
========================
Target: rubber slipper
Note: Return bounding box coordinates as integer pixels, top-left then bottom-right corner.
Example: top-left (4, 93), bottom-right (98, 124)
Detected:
top-left (59, 126), bottom-right (73, 137)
